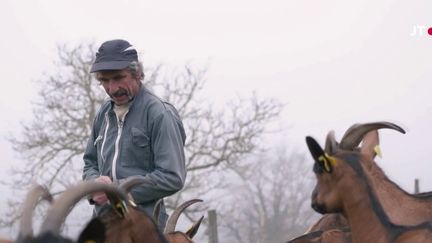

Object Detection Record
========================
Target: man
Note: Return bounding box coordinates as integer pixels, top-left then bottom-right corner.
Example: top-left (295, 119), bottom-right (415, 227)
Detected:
top-left (82, 39), bottom-right (187, 230)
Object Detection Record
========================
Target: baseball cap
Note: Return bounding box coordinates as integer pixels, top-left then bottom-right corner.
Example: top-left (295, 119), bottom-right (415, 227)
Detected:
top-left (90, 39), bottom-right (138, 73)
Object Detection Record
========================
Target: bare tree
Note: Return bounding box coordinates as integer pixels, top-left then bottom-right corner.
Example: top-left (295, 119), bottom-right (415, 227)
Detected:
top-left (218, 147), bottom-right (319, 243)
top-left (1, 42), bottom-right (283, 232)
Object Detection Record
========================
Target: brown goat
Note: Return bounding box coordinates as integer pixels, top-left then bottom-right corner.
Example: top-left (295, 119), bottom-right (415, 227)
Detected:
top-left (98, 175), bottom-right (169, 243)
top-left (306, 123), bottom-right (432, 242)
top-left (291, 122), bottom-right (432, 242)
top-left (16, 181), bottom-right (128, 243)
top-left (320, 123), bottom-right (432, 227)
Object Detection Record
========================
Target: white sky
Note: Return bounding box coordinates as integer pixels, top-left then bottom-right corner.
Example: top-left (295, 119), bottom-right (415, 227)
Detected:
top-left (0, 0), bottom-right (431, 233)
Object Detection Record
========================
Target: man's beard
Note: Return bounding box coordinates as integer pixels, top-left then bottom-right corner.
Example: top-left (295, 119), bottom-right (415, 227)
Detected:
top-left (111, 88), bottom-right (133, 101)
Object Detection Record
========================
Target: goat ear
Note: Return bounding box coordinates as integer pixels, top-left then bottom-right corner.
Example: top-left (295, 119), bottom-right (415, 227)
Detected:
top-left (77, 218), bottom-right (106, 243)
top-left (185, 215), bottom-right (204, 239)
top-left (306, 136), bottom-right (325, 160)
top-left (306, 136), bottom-right (334, 173)
top-left (360, 130), bottom-right (381, 160)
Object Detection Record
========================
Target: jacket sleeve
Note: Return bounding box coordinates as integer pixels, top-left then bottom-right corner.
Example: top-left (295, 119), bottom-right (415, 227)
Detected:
top-left (130, 107), bottom-right (187, 204)
top-left (82, 118), bottom-right (101, 181)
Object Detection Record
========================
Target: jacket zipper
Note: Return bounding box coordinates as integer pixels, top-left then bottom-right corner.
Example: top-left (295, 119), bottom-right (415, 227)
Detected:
top-left (112, 111), bottom-right (129, 182)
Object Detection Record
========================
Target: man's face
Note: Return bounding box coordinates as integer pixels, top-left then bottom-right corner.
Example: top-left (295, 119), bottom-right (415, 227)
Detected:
top-left (96, 69), bottom-right (140, 105)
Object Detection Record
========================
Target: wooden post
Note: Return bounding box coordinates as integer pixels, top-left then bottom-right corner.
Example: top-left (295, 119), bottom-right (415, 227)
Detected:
top-left (208, 210), bottom-right (219, 243)
top-left (414, 178), bottom-right (420, 194)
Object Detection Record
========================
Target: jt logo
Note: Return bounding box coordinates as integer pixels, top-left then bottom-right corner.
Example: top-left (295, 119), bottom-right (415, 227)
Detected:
top-left (410, 25), bottom-right (432, 36)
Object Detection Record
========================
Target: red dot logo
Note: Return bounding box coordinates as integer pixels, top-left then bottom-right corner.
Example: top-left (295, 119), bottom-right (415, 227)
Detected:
top-left (428, 27), bottom-right (432, 36)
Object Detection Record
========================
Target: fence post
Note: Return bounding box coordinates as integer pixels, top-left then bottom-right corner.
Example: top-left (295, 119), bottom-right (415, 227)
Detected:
top-left (414, 178), bottom-right (420, 194)
top-left (208, 210), bottom-right (219, 243)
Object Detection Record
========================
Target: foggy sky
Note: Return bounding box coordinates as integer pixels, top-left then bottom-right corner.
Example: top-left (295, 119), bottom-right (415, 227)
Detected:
top-left (0, 0), bottom-right (431, 235)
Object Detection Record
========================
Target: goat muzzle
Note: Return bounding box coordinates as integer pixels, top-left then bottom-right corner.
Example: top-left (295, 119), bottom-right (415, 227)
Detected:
top-left (312, 202), bottom-right (328, 214)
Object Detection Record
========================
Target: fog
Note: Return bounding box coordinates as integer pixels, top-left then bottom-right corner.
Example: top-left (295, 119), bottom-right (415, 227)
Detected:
top-left (0, 0), bottom-right (431, 238)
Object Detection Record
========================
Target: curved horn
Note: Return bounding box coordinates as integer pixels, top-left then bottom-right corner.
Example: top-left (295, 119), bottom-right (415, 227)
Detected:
top-left (165, 199), bottom-right (203, 234)
top-left (40, 181), bottom-right (128, 235)
top-left (340, 121), bottom-right (405, 150)
top-left (324, 130), bottom-right (338, 155)
top-left (19, 185), bottom-right (53, 238)
top-left (119, 175), bottom-right (156, 193)
top-left (153, 199), bottom-right (163, 223)
top-left (185, 215), bottom-right (204, 239)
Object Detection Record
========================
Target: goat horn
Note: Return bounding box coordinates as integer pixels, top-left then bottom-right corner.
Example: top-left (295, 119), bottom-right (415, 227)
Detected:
top-left (185, 215), bottom-right (204, 239)
top-left (119, 175), bottom-right (156, 193)
top-left (324, 130), bottom-right (338, 155)
top-left (40, 181), bottom-right (128, 235)
top-left (165, 199), bottom-right (203, 234)
top-left (19, 185), bottom-right (53, 238)
top-left (153, 199), bottom-right (163, 224)
top-left (340, 121), bottom-right (406, 150)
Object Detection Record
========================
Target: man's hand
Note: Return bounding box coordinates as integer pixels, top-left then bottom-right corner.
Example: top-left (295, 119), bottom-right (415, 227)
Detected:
top-left (92, 176), bottom-right (112, 205)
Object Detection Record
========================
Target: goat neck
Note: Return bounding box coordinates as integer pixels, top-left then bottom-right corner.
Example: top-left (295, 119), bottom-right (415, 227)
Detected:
top-left (337, 157), bottom-right (391, 242)
top-left (358, 143), bottom-right (432, 225)
top-left (341, 155), bottom-right (432, 242)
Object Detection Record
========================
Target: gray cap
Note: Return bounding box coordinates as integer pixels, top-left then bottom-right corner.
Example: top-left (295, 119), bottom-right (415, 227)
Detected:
top-left (90, 39), bottom-right (138, 73)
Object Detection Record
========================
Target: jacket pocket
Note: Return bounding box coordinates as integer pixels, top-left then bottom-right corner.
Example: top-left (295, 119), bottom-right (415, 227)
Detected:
top-left (124, 127), bottom-right (152, 169)
top-left (131, 127), bottom-right (150, 147)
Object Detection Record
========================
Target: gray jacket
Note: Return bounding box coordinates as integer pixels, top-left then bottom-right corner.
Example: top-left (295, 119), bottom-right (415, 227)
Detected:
top-left (82, 85), bottom-right (186, 227)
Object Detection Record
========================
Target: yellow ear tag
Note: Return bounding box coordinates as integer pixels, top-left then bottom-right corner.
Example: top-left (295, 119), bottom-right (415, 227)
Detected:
top-left (326, 155), bottom-right (337, 166)
top-left (374, 145), bottom-right (382, 158)
top-left (84, 241), bottom-right (96, 243)
top-left (318, 154), bottom-right (337, 172)
top-left (114, 200), bottom-right (129, 218)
